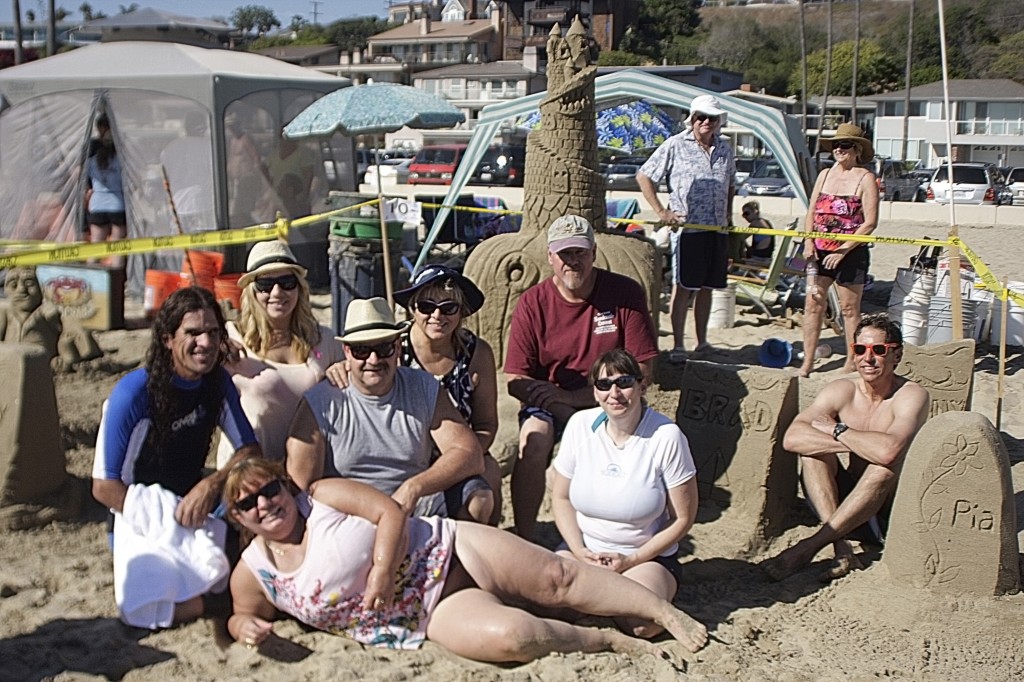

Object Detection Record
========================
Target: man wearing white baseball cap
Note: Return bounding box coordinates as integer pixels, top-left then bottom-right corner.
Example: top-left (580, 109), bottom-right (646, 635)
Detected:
top-left (504, 215), bottom-right (658, 541)
top-left (637, 94), bottom-right (736, 363)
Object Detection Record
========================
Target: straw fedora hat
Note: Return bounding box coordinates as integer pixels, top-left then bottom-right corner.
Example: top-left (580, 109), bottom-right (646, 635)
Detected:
top-left (337, 297), bottom-right (409, 345)
top-left (819, 123), bottom-right (874, 163)
top-left (238, 240), bottom-right (307, 288)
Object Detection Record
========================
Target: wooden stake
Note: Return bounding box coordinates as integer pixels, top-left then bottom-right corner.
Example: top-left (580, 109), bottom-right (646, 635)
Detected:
top-left (996, 276), bottom-right (1008, 431)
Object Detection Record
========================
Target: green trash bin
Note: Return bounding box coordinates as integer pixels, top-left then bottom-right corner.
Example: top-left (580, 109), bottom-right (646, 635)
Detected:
top-left (329, 216), bottom-right (404, 240)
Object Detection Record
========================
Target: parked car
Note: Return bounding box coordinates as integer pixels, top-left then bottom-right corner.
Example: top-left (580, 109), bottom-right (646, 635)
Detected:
top-left (869, 157), bottom-right (925, 202)
top-left (363, 157), bottom-right (413, 186)
top-left (408, 144), bottom-right (467, 185)
top-left (603, 163), bottom-right (642, 191)
top-left (924, 163), bottom-right (1007, 205)
top-left (735, 157), bottom-right (758, 185)
top-left (1006, 167), bottom-right (1024, 206)
top-left (737, 159), bottom-right (796, 198)
top-left (355, 149), bottom-right (413, 184)
top-left (468, 144), bottom-right (526, 186)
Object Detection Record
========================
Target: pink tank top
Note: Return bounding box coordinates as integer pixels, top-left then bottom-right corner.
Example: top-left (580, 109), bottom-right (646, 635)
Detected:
top-left (813, 192), bottom-right (864, 252)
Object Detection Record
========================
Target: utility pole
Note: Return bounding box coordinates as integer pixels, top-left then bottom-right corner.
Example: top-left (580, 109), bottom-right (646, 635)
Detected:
top-left (310, 1), bottom-right (322, 25)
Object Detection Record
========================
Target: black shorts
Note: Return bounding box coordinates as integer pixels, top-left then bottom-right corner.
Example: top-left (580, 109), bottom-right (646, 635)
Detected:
top-left (835, 463), bottom-right (890, 544)
top-left (674, 231), bottom-right (728, 290)
top-left (654, 553), bottom-right (683, 585)
top-left (87, 211), bottom-right (127, 227)
top-left (816, 245), bottom-right (870, 286)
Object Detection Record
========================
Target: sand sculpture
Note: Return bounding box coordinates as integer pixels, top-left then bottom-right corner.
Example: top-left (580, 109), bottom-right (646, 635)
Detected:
top-left (0, 266), bottom-right (103, 371)
top-left (895, 339), bottom-right (975, 417)
top-left (882, 411), bottom-right (1019, 596)
top-left (676, 360), bottom-right (799, 555)
top-left (463, 16), bottom-right (661, 363)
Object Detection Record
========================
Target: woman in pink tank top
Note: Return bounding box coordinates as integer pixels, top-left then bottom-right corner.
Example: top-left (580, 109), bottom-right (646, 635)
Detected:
top-left (800, 124), bottom-right (879, 377)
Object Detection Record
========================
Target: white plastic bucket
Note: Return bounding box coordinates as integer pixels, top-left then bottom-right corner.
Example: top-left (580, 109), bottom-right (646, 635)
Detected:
top-left (888, 268), bottom-right (934, 345)
top-left (926, 297), bottom-right (979, 344)
top-left (990, 282), bottom-right (1024, 347)
top-left (900, 300), bottom-right (931, 346)
top-left (709, 281), bottom-right (737, 329)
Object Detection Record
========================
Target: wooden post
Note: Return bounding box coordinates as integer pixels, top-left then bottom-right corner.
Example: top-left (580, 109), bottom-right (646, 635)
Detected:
top-left (996, 277), bottom-right (1008, 431)
top-left (948, 225), bottom-right (963, 340)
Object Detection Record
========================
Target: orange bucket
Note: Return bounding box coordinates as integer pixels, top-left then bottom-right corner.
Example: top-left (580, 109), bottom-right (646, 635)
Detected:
top-left (214, 273), bottom-right (244, 312)
top-left (181, 249), bottom-right (224, 292)
top-left (144, 270), bottom-right (187, 316)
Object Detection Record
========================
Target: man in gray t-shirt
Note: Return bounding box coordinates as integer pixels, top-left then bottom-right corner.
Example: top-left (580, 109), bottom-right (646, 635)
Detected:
top-left (286, 297), bottom-right (490, 521)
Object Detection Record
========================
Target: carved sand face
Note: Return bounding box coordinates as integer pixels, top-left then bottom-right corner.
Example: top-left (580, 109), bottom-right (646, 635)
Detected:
top-left (4, 268), bottom-right (43, 314)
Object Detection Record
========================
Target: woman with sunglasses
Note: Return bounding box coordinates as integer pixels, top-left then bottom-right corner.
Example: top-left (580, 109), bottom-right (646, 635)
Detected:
top-left (392, 265), bottom-right (502, 525)
top-left (800, 123), bottom-right (879, 377)
top-left (551, 349), bottom-right (698, 638)
top-left (224, 457), bottom-right (707, 661)
top-left (217, 240), bottom-right (345, 467)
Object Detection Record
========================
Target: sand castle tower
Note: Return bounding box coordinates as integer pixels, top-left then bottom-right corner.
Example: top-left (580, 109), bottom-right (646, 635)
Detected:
top-left (463, 17), bottom-right (661, 361)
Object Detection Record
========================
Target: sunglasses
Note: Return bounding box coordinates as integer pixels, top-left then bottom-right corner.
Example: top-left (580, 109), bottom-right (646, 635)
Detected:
top-left (347, 341), bottom-right (397, 360)
top-left (833, 141), bottom-right (859, 151)
top-left (851, 342), bottom-right (900, 357)
top-left (235, 479), bottom-right (283, 512)
top-left (253, 274), bottom-right (299, 294)
top-left (693, 113), bottom-right (720, 123)
top-left (415, 299), bottom-right (461, 316)
top-left (594, 375), bottom-right (640, 392)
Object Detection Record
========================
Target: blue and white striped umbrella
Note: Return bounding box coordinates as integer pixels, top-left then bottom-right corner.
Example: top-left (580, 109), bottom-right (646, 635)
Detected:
top-left (284, 82), bottom-right (465, 138)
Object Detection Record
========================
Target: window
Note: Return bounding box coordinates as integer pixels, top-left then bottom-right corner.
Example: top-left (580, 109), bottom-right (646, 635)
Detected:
top-left (927, 102), bottom-right (947, 120)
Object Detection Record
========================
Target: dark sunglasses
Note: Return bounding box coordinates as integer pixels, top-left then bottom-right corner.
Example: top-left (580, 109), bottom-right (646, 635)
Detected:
top-left (347, 341), bottom-right (397, 361)
top-left (693, 113), bottom-right (720, 123)
top-left (833, 141), bottom-right (858, 151)
top-left (594, 375), bottom-right (640, 392)
top-left (851, 342), bottom-right (900, 357)
top-left (253, 274), bottom-right (300, 293)
top-left (415, 299), bottom-right (461, 316)
top-left (235, 479), bottom-right (283, 512)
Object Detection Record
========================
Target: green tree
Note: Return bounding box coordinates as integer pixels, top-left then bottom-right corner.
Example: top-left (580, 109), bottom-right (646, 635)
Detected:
top-left (78, 2), bottom-right (92, 20)
top-left (597, 49), bottom-right (646, 67)
top-left (117, 2), bottom-right (137, 13)
top-left (289, 14), bottom-right (307, 33)
top-left (978, 30), bottom-right (1024, 81)
top-left (231, 4), bottom-right (281, 35)
top-left (792, 39), bottom-right (902, 97)
top-left (619, 0), bottom-right (701, 62)
top-left (322, 16), bottom-right (390, 54)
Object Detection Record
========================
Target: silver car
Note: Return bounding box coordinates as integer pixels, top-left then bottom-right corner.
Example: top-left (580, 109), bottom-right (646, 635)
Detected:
top-left (1006, 167), bottom-right (1024, 206)
top-left (925, 163), bottom-right (1003, 205)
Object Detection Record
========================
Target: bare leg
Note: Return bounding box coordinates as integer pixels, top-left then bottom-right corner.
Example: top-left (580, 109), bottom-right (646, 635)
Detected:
top-left (481, 453), bottom-right (503, 526)
top-left (172, 595), bottom-right (204, 625)
top-left (458, 488), bottom-right (494, 525)
top-left (798, 275), bottom-right (835, 377)
top-left (452, 522), bottom-right (707, 653)
top-left (692, 288), bottom-right (712, 348)
top-left (427, 588), bottom-right (674, 664)
top-left (107, 222), bottom-right (128, 269)
top-left (510, 417), bottom-right (554, 541)
top-left (763, 456), bottom-right (896, 581)
top-left (614, 562), bottom-right (677, 638)
top-left (836, 284), bottom-right (864, 373)
top-left (670, 285), bottom-right (694, 351)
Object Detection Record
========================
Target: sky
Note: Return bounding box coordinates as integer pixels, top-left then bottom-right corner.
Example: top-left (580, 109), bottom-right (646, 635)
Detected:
top-left (0, 1), bottom-right (388, 25)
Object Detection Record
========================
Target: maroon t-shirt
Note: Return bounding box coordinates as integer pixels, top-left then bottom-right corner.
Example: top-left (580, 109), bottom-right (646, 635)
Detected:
top-left (504, 269), bottom-right (658, 392)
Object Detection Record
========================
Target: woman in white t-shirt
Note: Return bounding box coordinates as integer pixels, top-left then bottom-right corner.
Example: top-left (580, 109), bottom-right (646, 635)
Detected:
top-left (552, 348), bottom-right (698, 638)
top-left (218, 240), bottom-right (345, 466)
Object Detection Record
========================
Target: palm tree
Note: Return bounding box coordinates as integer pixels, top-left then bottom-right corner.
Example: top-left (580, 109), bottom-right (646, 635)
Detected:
top-left (901, 0), bottom-right (915, 161)
top-left (79, 2), bottom-right (93, 21)
top-left (851, 0), bottom-right (861, 125)
top-left (47, 0), bottom-right (57, 56)
top-left (799, 0), bottom-right (808, 140)
top-left (821, 0), bottom-right (833, 134)
top-left (12, 0), bottom-right (24, 64)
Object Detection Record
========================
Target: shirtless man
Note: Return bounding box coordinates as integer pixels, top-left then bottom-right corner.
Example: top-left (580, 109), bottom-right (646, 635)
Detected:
top-left (763, 313), bottom-right (929, 581)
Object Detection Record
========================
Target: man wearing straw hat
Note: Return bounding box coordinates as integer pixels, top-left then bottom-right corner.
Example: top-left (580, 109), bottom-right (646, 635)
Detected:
top-left (637, 94), bottom-right (736, 364)
top-left (762, 313), bottom-right (928, 582)
top-left (286, 297), bottom-right (492, 522)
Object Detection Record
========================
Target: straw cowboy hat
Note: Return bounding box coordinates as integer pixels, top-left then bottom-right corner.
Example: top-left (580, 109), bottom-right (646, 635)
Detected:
top-left (337, 297), bottom-right (409, 345)
top-left (819, 123), bottom-right (875, 163)
top-left (393, 264), bottom-right (485, 314)
top-left (238, 240), bottom-right (307, 288)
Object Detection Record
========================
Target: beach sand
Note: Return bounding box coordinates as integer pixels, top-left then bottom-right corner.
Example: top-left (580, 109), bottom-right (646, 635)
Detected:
top-left (1, 217), bottom-right (1023, 681)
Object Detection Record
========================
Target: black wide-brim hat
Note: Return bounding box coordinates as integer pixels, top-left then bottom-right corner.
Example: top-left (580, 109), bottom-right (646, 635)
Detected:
top-left (393, 264), bottom-right (485, 315)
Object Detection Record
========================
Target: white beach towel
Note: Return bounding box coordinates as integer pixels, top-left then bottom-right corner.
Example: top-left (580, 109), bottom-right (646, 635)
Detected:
top-left (112, 483), bottom-right (229, 629)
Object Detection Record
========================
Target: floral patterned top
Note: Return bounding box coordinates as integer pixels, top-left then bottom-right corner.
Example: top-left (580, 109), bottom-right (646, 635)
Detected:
top-left (241, 493), bottom-right (455, 649)
top-left (812, 191), bottom-right (865, 252)
top-left (400, 328), bottom-right (478, 423)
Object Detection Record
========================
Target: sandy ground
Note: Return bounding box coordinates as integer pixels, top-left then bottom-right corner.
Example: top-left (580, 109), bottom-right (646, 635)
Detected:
top-left (1, 216), bottom-right (1023, 681)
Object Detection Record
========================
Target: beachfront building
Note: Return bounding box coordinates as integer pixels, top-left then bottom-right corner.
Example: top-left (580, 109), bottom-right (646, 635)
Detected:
top-left (868, 79), bottom-right (1024, 168)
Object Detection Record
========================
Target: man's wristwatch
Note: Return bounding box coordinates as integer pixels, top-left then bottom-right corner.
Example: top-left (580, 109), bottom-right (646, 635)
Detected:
top-left (833, 422), bottom-right (850, 441)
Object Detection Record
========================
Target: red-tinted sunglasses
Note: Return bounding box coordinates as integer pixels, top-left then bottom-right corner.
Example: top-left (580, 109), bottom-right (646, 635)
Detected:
top-left (851, 342), bottom-right (900, 357)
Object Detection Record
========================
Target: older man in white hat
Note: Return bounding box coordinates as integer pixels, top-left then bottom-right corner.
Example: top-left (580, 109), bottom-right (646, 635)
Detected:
top-left (286, 297), bottom-right (491, 522)
top-left (637, 94), bottom-right (736, 363)
top-left (504, 215), bottom-right (659, 541)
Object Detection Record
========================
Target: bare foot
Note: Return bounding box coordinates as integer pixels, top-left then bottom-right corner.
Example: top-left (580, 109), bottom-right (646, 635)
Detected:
top-left (658, 608), bottom-right (708, 653)
top-left (760, 545), bottom-right (809, 582)
top-left (607, 634), bottom-right (688, 672)
top-left (818, 553), bottom-right (863, 582)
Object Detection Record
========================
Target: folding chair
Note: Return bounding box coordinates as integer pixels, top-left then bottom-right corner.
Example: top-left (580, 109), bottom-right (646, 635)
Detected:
top-left (729, 218), bottom-right (805, 318)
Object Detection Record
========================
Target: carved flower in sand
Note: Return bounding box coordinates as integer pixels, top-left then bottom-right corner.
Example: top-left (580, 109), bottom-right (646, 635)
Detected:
top-left (938, 434), bottom-right (981, 476)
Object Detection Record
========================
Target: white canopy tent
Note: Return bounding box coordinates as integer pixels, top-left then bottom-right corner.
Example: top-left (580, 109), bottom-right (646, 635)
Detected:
top-left (0, 41), bottom-right (351, 287)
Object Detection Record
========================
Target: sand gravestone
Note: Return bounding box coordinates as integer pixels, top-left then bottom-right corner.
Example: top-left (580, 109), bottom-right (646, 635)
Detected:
top-left (882, 411), bottom-right (1019, 596)
top-left (0, 343), bottom-right (76, 529)
top-left (676, 361), bottom-right (799, 556)
top-left (896, 339), bottom-right (975, 417)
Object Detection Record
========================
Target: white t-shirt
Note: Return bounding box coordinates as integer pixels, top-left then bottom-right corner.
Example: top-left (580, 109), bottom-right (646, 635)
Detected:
top-left (554, 406), bottom-right (696, 557)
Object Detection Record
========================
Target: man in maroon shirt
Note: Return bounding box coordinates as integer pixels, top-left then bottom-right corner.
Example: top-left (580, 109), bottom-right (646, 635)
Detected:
top-left (504, 215), bottom-right (659, 540)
